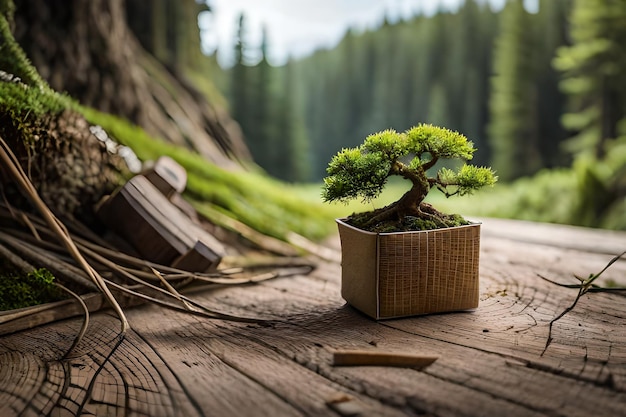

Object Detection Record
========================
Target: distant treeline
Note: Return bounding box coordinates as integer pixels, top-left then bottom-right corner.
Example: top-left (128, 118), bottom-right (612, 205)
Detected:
top-left (222, 0), bottom-right (572, 181)
top-left (216, 0), bottom-right (626, 229)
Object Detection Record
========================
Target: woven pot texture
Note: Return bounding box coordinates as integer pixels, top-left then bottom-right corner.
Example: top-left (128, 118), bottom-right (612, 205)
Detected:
top-left (337, 218), bottom-right (480, 319)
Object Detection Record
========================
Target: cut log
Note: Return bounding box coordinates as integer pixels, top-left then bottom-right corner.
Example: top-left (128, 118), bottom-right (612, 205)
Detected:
top-left (97, 175), bottom-right (224, 271)
top-left (142, 155), bottom-right (187, 198)
top-left (172, 240), bottom-right (222, 271)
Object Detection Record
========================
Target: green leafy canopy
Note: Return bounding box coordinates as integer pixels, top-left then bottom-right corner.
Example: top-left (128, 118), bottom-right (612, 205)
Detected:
top-left (322, 124), bottom-right (497, 205)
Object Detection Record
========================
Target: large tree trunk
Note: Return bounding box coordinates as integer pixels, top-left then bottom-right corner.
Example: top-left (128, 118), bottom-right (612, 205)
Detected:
top-left (11, 0), bottom-right (250, 169)
top-left (0, 107), bottom-right (129, 224)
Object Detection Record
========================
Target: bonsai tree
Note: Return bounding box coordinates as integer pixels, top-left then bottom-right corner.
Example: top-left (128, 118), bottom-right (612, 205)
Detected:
top-left (322, 124), bottom-right (497, 231)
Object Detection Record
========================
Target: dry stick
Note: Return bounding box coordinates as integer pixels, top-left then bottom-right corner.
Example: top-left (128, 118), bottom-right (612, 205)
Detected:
top-left (19, 211), bottom-right (42, 241)
top-left (0, 186), bottom-right (314, 326)
top-left (2, 221), bottom-right (311, 321)
top-left (538, 250), bottom-right (626, 356)
top-left (79, 243), bottom-right (206, 302)
top-left (2, 210), bottom-right (317, 285)
top-left (54, 282), bottom-right (90, 359)
top-left (4, 201), bottom-right (111, 250)
top-left (0, 230), bottom-right (91, 354)
top-left (159, 263), bottom-right (314, 283)
top-left (0, 242), bottom-right (62, 326)
top-left (3, 214), bottom-right (275, 282)
top-left (189, 269), bottom-right (295, 285)
top-left (101, 278), bottom-right (265, 322)
top-left (76, 242), bottom-right (270, 322)
top-left (69, 228), bottom-right (315, 287)
top-left (150, 266), bottom-right (198, 312)
top-left (30, 227), bottom-right (308, 290)
top-left (332, 350), bottom-right (439, 368)
top-left (0, 298), bottom-right (72, 325)
top-left (0, 240), bottom-right (35, 273)
top-left (0, 240), bottom-right (88, 340)
top-left (0, 136), bottom-right (129, 336)
top-left (0, 230), bottom-right (98, 291)
top-left (13, 217), bottom-right (310, 289)
top-left (0, 223), bottom-right (172, 284)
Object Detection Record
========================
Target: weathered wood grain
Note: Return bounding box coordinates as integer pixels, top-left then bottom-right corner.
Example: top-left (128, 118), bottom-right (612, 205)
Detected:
top-left (0, 219), bottom-right (625, 416)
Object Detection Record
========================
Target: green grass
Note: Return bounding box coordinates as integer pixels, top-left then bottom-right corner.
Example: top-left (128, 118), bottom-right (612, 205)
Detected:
top-left (80, 107), bottom-right (340, 241)
top-left (447, 168), bottom-right (578, 223)
top-left (77, 107), bottom-right (623, 238)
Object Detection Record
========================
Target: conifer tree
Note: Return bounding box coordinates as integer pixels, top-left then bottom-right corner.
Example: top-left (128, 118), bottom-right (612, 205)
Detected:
top-left (533, 0), bottom-right (571, 168)
top-left (488, 0), bottom-right (541, 181)
top-left (427, 83), bottom-right (449, 127)
top-left (322, 125), bottom-right (497, 230)
top-left (252, 26), bottom-right (277, 175)
top-left (554, 0), bottom-right (626, 228)
top-left (277, 60), bottom-right (310, 182)
top-left (230, 20), bottom-right (277, 177)
top-left (459, 0), bottom-right (499, 166)
top-left (554, 0), bottom-right (626, 158)
top-left (231, 14), bottom-right (250, 143)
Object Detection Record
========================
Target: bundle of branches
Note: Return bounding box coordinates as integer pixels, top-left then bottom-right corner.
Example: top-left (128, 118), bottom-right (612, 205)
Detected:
top-left (0, 136), bottom-right (314, 353)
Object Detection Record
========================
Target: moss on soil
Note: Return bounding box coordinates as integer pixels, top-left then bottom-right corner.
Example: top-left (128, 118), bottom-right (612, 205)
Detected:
top-left (346, 208), bottom-right (470, 233)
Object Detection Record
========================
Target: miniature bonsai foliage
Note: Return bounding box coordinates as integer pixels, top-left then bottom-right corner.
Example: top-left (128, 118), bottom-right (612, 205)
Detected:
top-left (322, 124), bottom-right (497, 231)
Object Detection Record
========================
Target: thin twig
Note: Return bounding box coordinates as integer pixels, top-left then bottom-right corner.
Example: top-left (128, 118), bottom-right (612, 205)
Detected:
top-left (19, 211), bottom-right (42, 241)
top-left (102, 278), bottom-right (267, 323)
top-left (55, 283), bottom-right (90, 359)
top-left (81, 243), bottom-right (275, 322)
top-left (151, 267), bottom-right (198, 312)
top-left (539, 250), bottom-right (626, 355)
top-left (0, 230), bottom-right (98, 291)
top-left (0, 237), bottom-right (89, 354)
top-left (0, 241), bottom-right (35, 273)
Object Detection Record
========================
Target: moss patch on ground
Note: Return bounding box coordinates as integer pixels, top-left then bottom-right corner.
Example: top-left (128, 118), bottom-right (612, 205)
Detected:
top-left (79, 107), bottom-right (339, 241)
top-left (0, 267), bottom-right (65, 310)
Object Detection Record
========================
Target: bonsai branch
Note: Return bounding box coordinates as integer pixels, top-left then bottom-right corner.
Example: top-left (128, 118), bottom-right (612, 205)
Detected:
top-left (421, 155), bottom-right (439, 171)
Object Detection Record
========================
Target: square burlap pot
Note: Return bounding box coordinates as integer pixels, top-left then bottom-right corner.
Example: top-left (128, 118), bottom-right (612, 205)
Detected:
top-left (337, 218), bottom-right (480, 319)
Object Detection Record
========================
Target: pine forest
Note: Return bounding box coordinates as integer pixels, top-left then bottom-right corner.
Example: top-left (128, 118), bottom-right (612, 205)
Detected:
top-left (222, 0), bottom-right (626, 230)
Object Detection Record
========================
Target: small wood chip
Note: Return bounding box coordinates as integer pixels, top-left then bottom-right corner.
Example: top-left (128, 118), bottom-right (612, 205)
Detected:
top-left (332, 350), bottom-right (438, 368)
top-left (326, 395), bottom-right (366, 416)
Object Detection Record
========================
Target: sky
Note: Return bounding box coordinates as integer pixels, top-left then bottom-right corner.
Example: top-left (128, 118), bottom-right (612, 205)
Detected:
top-left (200, 0), bottom-right (535, 67)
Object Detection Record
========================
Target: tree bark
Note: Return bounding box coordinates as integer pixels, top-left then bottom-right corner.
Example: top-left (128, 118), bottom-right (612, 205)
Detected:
top-left (12, 0), bottom-right (251, 169)
top-left (0, 107), bottom-right (128, 223)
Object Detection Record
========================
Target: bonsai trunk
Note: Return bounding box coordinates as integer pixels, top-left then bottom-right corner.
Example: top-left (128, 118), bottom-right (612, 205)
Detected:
top-left (396, 178), bottom-right (429, 217)
top-left (363, 163), bottom-right (438, 228)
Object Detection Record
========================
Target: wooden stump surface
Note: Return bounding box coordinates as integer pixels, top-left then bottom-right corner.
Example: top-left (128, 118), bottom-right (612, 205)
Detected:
top-left (1, 218), bottom-right (625, 417)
